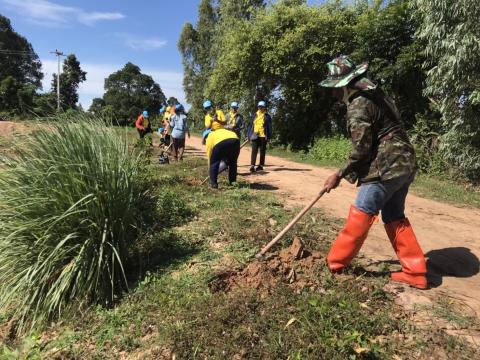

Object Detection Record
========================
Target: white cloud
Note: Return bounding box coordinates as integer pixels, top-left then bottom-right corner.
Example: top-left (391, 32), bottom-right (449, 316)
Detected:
top-left (118, 34), bottom-right (167, 51)
top-left (78, 12), bottom-right (125, 26)
top-left (1, 0), bottom-right (124, 27)
top-left (41, 59), bottom-right (186, 110)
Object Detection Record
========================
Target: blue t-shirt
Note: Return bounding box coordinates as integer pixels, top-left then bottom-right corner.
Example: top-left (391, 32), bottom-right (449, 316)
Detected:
top-left (169, 114), bottom-right (189, 139)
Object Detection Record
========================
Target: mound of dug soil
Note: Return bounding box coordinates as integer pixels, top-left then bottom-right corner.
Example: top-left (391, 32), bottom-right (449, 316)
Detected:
top-left (210, 237), bottom-right (324, 293)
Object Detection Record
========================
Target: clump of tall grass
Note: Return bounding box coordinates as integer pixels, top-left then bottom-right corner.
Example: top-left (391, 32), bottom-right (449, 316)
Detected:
top-left (0, 116), bottom-right (157, 333)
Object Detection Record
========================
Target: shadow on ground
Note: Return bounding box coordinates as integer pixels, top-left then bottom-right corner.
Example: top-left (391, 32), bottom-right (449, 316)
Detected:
top-left (270, 167), bottom-right (312, 172)
top-left (426, 247), bottom-right (480, 288)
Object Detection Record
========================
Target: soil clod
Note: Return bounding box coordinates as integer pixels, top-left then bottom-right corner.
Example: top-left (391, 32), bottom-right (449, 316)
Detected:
top-left (209, 238), bottom-right (324, 293)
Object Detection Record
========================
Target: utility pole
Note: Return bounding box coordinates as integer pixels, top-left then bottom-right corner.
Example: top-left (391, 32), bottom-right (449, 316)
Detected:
top-left (50, 49), bottom-right (65, 111)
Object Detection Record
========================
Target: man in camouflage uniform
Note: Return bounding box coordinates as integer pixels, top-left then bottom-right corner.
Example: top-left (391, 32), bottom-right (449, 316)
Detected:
top-left (320, 55), bottom-right (427, 289)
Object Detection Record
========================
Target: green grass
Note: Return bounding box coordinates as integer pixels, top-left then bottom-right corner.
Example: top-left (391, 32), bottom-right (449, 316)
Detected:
top-left (1, 155), bottom-right (478, 359)
top-left (410, 175), bottom-right (480, 208)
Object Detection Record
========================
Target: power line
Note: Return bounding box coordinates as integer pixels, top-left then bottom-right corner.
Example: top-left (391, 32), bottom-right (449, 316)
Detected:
top-left (0, 49), bottom-right (37, 56)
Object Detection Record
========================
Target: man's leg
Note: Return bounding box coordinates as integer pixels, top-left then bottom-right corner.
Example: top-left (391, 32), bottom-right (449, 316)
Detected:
top-left (327, 177), bottom-right (406, 272)
top-left (178, 138), bottom-right (185, 160)
top-left (227, 139), bottom-right (240, 184)
top-left (209, 143), bottom-right (223, 188)
top-left (250, 139), bottom-right (259, 171)
top-left (383, 175), bottom-right (427, 289)
top-left (171, 137), bottom-right (179, 161)
top-left (259, 138), bottom-right (267, 166)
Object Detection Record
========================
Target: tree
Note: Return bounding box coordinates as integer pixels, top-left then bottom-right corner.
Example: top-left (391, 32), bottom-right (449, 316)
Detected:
top-left (167, 97), bottom-right (179, 106)
top-left (103, 63), bottom-right (166, 124)
top-left (0, 14), bottom-right (42, 115)
top-left (32, 93), bottom-right (57, 117)
top-left (178, 0), bottom-right (218, 121)
top-left (207, 0), bottom-right (358, 147)
top-left (415, 0), bottom-right (480, 181)
top-left (88, 98), bottom-right (106, 115)
top-left (0, 15), bottom-right (43, 89)
top-left (352, 0), bottom-right (428, 129)
top-left (51, 54), bottom-right (87, 110)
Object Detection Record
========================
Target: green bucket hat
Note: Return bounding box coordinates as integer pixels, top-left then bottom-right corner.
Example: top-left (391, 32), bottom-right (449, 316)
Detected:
top-left (320, 55), bottom-right (369, 88)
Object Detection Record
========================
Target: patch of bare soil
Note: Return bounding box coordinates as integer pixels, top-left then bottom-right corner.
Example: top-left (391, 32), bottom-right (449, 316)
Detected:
top-left (209, 237), bottom-right (324, 293)
top-left (0, 121), bottom-right (29, 138)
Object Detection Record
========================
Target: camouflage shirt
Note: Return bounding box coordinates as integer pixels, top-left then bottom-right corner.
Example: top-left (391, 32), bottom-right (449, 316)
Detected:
top-left (339, 90), bottom-right (417, 185)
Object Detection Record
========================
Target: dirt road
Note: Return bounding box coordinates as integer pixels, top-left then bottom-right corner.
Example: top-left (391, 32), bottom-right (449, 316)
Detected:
top-left (187, 135), bottom-right (480, 317)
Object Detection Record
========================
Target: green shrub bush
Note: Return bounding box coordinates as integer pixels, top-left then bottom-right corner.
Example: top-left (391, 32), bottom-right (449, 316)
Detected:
top-left (308, 136), bottom-right (351, 165)
top-left (0, 117), bottom-right (157, 332)
top-left (157, 190), bottom-right (193, 227)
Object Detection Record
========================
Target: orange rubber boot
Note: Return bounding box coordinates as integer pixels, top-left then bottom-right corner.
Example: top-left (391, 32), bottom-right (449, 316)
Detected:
top-left (385, 218), bottom-right (427, 289)
top-left (327, 206), bottom-right (376, 273)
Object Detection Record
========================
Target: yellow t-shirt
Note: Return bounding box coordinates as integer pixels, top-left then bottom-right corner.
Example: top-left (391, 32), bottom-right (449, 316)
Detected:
top-left (206, 128), bottom-right (239, 164)
top-left (229, 110), bottom-right (237, 128)
top-left (205, 110), bottom-right (226, 131)
top-left (253, 110), bottom-right (266, 138)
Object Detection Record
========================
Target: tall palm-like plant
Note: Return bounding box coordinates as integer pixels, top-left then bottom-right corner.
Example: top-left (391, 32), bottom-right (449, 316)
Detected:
top-left (0, 116), bottom-right (156, 332)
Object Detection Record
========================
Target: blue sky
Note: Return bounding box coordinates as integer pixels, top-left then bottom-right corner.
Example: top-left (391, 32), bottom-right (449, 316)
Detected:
top-left (0, 0), bottom-right (201, 108)
top-left (0, 0), bottom-right (326, 109)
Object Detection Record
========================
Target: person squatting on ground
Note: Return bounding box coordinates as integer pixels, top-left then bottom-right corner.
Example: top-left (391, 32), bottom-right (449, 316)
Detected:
top-left (205, 128), bottom-right (240, 189)
top-left (226, 101), bottom-right (245, 139)
top-left (204, 100), bottom-right (227, 131)
top-left (248, 101), bottom-right (272, 173)
top-left (136, 110), bottom-right (153, 145)
top-left (169, 104), bottom-right (190, 161)
top-left (320, 55), bottom-right (427, 289)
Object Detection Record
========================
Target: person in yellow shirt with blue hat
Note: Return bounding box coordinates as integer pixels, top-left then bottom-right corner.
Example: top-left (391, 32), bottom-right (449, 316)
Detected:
top-left (204, 128), bottom-right (240, 189)
top-left (247, 101), bottom-right (272, 172)
top-left (203, 100), bottom-right (226, 131)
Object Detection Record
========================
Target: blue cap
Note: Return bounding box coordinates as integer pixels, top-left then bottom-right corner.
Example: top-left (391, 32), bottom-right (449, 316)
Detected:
top-left (230, 101), bottom-right (239, 108)
top-left (202, 129), bottom-right (212, 139)
top-left (203, 100), bottom-right (213, 109)
top-left (175, 104), bottom-right (184, 112)
top-left (158, 127), bottom-right (164, 133)
top-left (159, 106), bottom-right (165, 114)
top-left (257, 101), bottom-right (266, 108)
top-left (143, 110), bottom-right (149, 118)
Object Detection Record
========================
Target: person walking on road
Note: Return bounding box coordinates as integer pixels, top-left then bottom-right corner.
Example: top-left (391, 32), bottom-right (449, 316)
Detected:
top-left (136, 110), bottom-right (153, 145)
top-left (226, 101), bottom-right (245, 139)
top-left (248, 101), bottom-right (272, 173)
top-left (169, 104), bottom-right (190, 161)
top-left (205, 128), bottom-right (240, 189)
top-left (203, 100), bottom-right (227, 131)
top-left (320, 55), bottom-right (427, 289)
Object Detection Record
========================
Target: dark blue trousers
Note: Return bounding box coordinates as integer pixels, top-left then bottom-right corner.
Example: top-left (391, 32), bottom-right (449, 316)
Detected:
top-left (210, 138), bottom-right (240, 186)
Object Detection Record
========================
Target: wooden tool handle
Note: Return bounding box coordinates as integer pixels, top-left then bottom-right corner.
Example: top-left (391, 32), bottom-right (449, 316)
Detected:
top-left (256, 188), bottom-right (327, 257)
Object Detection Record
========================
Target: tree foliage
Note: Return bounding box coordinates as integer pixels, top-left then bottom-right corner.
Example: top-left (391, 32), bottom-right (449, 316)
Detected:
top-left (102, 63), bottom-right (166, 124)
top-left (180, 0), bottom-right (429, 149)
top-left (415, 0), bottom-right (480, 181)
top-left (0, 14), bottom-right (43, 115)
top-left (51, 54), bottom-right (87, 110)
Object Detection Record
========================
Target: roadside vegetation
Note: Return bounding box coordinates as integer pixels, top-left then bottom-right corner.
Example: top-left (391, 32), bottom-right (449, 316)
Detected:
top-left (0, 134), bottom-right (478, 358)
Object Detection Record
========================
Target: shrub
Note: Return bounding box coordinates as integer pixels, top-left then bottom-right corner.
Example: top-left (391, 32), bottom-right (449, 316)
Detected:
top-left (0, 116), bottom-right (157, 332)
top-left (157, 190), bottom-right (193, 227)
top-left (308, 136), bottom-right (351, 165)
